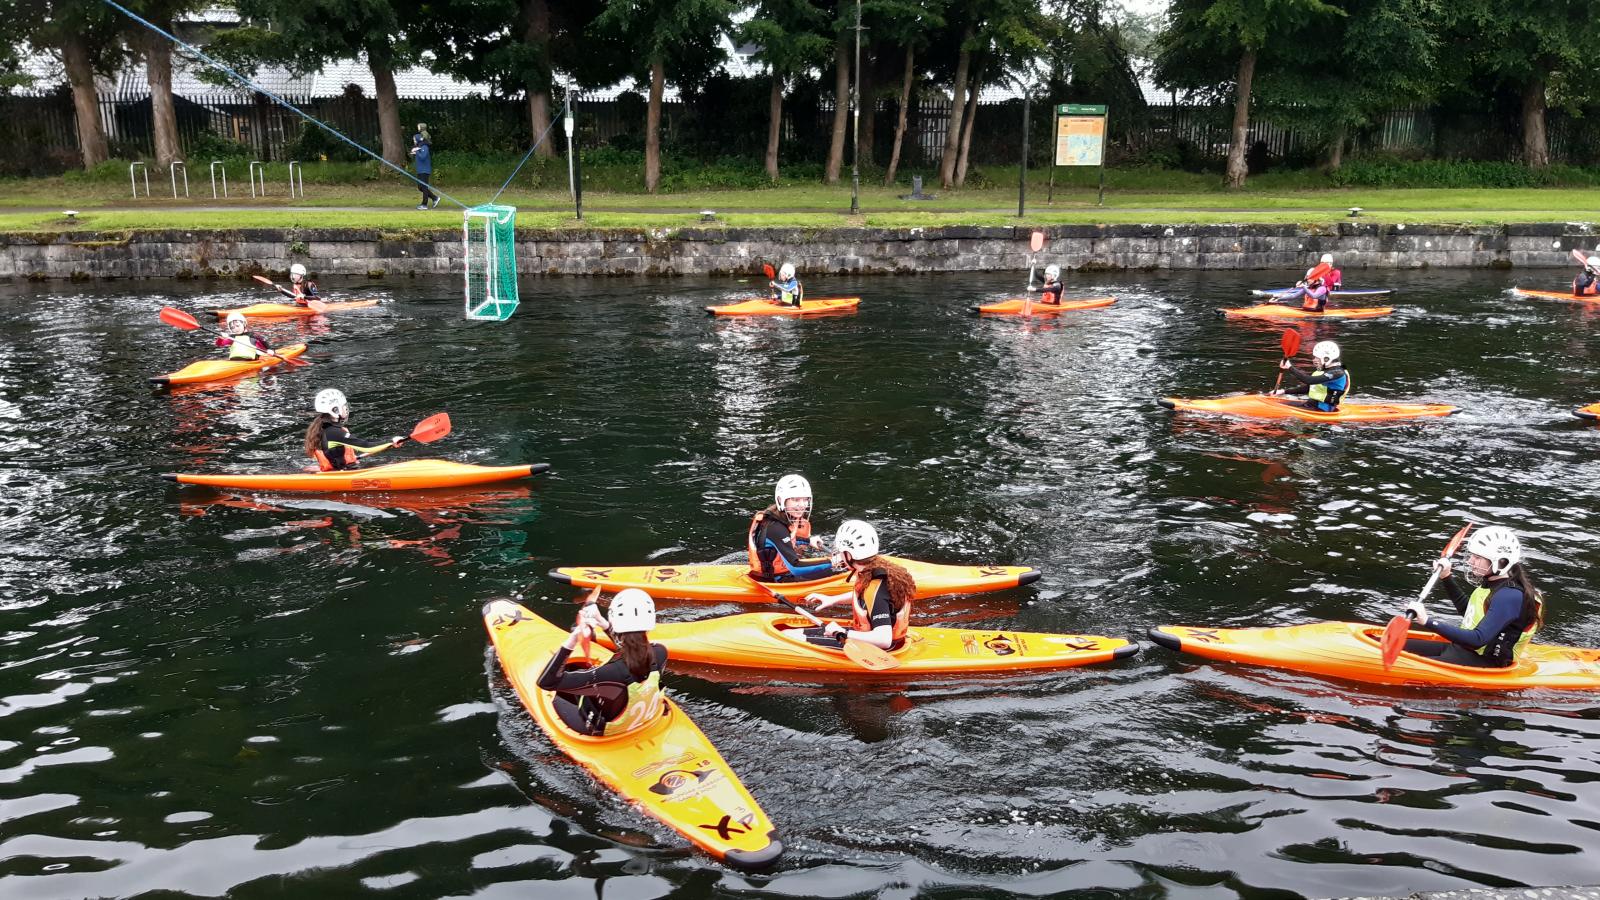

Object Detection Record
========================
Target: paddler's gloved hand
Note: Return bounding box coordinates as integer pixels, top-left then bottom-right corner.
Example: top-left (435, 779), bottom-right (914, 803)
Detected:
top-left (1432, 557), bottom-right (1452, 578)
top-left (391, 436), bottom-right (407, 447)
top-left (1268, 389), bottom-right (1285, 396)
top-left (823, 622), bottom-right (847, 641)
top-left (1279, 359), bottom-right (1292, 370)
top-left (1403, 600), bottom-right (1429, 626)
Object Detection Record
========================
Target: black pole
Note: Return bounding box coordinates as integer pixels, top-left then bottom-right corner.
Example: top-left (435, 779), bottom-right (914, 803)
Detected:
top-left (570, 94), bottom-right (583, 221)
top-left (849, 0), bottom-right (862, 215)
top-left (1018, 86), bottom-right (1031, 218)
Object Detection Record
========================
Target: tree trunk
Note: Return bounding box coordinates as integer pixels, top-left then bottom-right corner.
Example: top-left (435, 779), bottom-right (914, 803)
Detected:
top-left (522, 0), bottom-right (555, 157)
top-left (1521, 75), bottom-right (1549, 169)
top-left (645, 58), bottom-right (664, 193)
top-left (938, 26), bottom-right (974, 190)
top-left (857, 48), bottom-right (876, 167)
top-left (1324, 125), bottom-right (1346, 172)
top-left (370, 59), bottom-right (406, 166)
top-left (61, 35), bottom-right (108, 169)
top-left (144, 26), bottom-right (182, 168)
top-left (824, 40), bottom-right (849, 184)
top-left (1224, 47), bottom-right (1256, 189)
top-left (883, 44), bottom-right (914, 186)
top-left (953, 60), bottom-right (982, 187)
top-left (765, 71), bottom-right (783, 181)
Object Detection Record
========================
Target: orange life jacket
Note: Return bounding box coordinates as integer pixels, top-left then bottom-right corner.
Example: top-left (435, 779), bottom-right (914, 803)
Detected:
top-left (746, 508), bottom-right (813, 575)
top-left (851, 566), bottom-right (910, 645)
top-left (312, 444), bottom-right (358, 472)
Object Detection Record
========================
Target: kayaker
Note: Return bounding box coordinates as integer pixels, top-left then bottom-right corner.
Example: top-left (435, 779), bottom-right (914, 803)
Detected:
top-left (1318, 253), bottom-right (1342, 291)
top-left (303, 388), bottom-right (409, 472)
top-left (770, 262), bottom-right (803, 308)
top-left (1039, 264), bottom-right (1065, 305)
top-left (216, 312), bottom-right (272, 360)
top-left (288, 263), bottom-right (320, 306)
top-left (1574, 256), bottom-right (1600, 297)
top-left (1403, 526), bottom-right (1544, 668)
top-left (536, 588), bottom-right (668, 736)
top-left (748, 474), bottom-right (833, 582)
top-left (1296, 267), bottom-right (1330, 312)
top-left (1275, 340), bottom-right (1348, 412)
top-left (802, 520), bottom-right (915, 652)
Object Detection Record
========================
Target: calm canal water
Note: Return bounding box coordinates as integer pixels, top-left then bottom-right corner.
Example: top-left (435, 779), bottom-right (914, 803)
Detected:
top-left (2, 269), bottom-right (1599, 899)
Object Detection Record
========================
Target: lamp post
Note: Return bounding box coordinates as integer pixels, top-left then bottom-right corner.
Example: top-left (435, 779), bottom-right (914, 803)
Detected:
top-left (849, 0), bottom-right (862, 215)
top-left (1014, 62), bottom-right (1041, 219)
top-left (565, 89), bottom-right (583, 221)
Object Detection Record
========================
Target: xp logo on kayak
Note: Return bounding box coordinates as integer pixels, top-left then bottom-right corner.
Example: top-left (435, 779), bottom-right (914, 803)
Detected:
top-left (349, 478), bottom-right (392, 489)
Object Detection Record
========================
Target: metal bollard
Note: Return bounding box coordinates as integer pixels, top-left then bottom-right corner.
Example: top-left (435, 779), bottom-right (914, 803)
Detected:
top-left (248, 161), bottom-right (266, 198)
top-left (287, 161), bottom-right (304, 198)
top-left (210, 161), bottom-right (228, 199)
top-left (170, 161), bottom-right (188, 199)
top-left (129, 161), bottom-right (149, 199)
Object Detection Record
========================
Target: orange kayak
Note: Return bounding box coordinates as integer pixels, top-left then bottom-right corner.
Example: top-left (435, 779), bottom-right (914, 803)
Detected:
top-left (971, 296), bottom-right (1117, 315)
top-left (549, 556), bottom-right (1039, 603)
top-left (1575, 403), bottom-right (1600, 421)
top-left (214, 300), bottom-right (380, 318)
top-left (601, 612), bottom-right (1136, 677)
top-left (1219, 305), bottom-right (1393, 320)
top-left (162, 458), bottom-right (550, 492)
top-left (1512, 288), bottom-right (1600, 304)
top-left (150, 344), bottom-right (308, 387)
top-left (482, 601), bottom-right (782, 869)
top-left (706, 297), bottom-right (860, 316)
top-left (1149, 622), bottom-right (1600, 691)
top-left (1159, 394), bottom-right (1455, 422)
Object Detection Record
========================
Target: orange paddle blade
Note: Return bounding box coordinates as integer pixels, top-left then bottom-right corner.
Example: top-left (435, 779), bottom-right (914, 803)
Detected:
top-left (1029, 230), bottom-right (1045, 252)
top-left (843, 639), bottom-right (900, 670)
top-left (1280, 328), bottom-right (1302, 358)
top-left (306, 298), bottom-right (329, 313)
top-left (1380, 614), bottom-right (1411, 670)
top-left (252, 275), bottom-right (276, 286)
top-left (408, 412), bottom-right (451, 444)
top-left (159, 306), bottom-right (202, 330)
top-left (1442, 522), bottom-right (1474, 558)
top-left (1572, 248), bottom-right (1590, 266)
top-left (1304, 261), bottom-right (1332, 283)
top-left (762, 263), bottom-right (775, 279)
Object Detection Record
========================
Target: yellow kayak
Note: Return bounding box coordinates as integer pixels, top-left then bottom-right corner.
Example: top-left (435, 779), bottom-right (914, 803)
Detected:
top-left (706, 297), bottom-right (860, 316)
top-left (549, 556), bottom-right (1040, 603)
top-left (482, 600), bottom-right (782, 869)
top-left (150, 343), bottom-right (308, 387)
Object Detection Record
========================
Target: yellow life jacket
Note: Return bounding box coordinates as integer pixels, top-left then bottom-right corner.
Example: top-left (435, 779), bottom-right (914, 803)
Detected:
top-left (604, 670), bottom-right (663, 735)
top-left (1463, 585), bottom-right (1541, 660)
top-left (228, 335), bottom-right (261, 360)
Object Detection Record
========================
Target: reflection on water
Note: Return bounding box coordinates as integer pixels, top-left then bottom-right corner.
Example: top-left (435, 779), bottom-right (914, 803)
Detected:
top-left (3, 269), bottom-right (1600, 897)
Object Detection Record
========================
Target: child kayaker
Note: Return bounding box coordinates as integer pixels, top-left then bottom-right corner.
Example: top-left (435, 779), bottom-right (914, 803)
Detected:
top-left (801, 520), bottom-right (915, 652)
top-left (537, 589), bottom-right (668, 736)
top-left (1296, 267), bottom-right (1330, 312)
top-left (216, 312), bottom-right (272, 360)
top-left (1274, 340), bottom-right (1347, 411)
top-left (1403, 525), bottom-right (1544, 668)
top-left (289, 263), bottom-right (320, 306)
top-left (303, 388), bottom-right (408, 472)
top-left (1039, 264), bottom-right (1065, 305)
top-left (770, 262), bottom-right (803, 308)
top-left (748, 474), bottom-right (833, 582)
top-left (1318, 253), bottom-right (1342, 291)
top-left (1574, 256), bottom-right (1600, 297)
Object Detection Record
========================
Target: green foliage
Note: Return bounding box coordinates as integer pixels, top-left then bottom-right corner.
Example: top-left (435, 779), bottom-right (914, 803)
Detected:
top-left (1329, 156), bottom-right (1600, 188)
top-left (186, 131), bottom-right (256, 161)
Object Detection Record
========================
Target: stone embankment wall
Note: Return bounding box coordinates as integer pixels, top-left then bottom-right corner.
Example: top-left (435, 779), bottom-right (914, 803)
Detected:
top-left (0, 222), bottom-right (1594, 280)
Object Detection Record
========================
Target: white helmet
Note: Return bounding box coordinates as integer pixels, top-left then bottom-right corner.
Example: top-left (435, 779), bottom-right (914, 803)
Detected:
top-left (778, 262), bottom-right (796, 281)
top-left (774, 474), bottom-right (812, 513)
top-left (225, 311), bottom-right (248, 334)
top-left (313, 388), bottom-right (349, 420)
top-left (832, 519), bottom-right (880, 563)
top-left (1319, 253), bottom-right (1334, 265)
top-left (608, 588), bottom-right (656, 634)
top-left (1465, 526), bottom-right (1521, 577)
top-left (1587, 256), bottom-right (1600, 270)
top-left (1311, 340), bottom-right (1341, 366)
top-left (290, 263), bottom-right (307, 280)
top-left (1044, 264), bottom-right (1061, 280)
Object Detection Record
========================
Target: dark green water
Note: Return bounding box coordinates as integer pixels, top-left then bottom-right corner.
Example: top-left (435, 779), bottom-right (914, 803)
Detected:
top-left (3, 269), bottom-right (1599, 899)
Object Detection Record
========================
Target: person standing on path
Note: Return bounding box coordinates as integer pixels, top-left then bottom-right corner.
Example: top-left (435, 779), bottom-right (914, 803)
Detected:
top-left (409, 123), bottom-right (439, 210)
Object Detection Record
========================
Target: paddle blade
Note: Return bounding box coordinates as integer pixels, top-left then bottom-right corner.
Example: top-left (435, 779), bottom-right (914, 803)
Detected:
top-left (1572, 248), bottom-right (1590, 266)
top-left (762, 263), bottom-right (775, 279)
top-left (843, 639), bottom-right (900, 670)
top-left (1380, 614), bottom-right (1410, 670)
top-left (306, 298), bottom-right (329, 313)
top-left (1029, 230), bottom-right (1045, 252)
top-left (252, 274), bottom-right (275, 286)
top-left (1280, 328), bottom-right (1301, 358)
top-left (1442, 522), bottom-right (1474, 558)
top-left (159, 306), bottom-right (201, 330)
top-left (408, 412), bottom-right (451, 444)
top-left (1304, 261), bottom-right (1332, 284)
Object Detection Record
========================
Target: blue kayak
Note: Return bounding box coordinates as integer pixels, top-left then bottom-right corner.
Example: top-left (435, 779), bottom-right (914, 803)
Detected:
top-left (1250, 288), bottom-right (1395, 300)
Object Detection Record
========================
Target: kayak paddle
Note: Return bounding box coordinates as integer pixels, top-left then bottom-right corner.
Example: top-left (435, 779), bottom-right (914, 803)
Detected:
top-left (252, 274), bottom-right (329, 313)
top-left (752, 580), bottom-right (899, 671)
top-left (1270, 328), bottom-right (1302, 393)
top-left (1571, 248), bottom-right (1590, 268)
top-left (1380, 522), bottom-right (1475, 669)
top-left (355, 412), bottom-right (452, 458)
top-left (1022, 231), bottom-right (1046, 317)
top-left (576, 583), bottom-right (602, 659)
top-left (762, 263), bottom-right (778, 304)
top-left (157, 306), bottom-right (309, 367)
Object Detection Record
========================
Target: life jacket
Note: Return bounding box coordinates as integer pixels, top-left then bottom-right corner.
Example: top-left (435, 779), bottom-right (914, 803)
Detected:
top-left (604, 669), bottom-right (663, 735)
top-left (1040, 280), bottom-right (1063, 304)
top-left (746, 508), bottom-right (812, 576)
top-left (1325, 268), bottom-right (1343, 291)
top-left (775, 279), bottom-right (801, 305)
top-left (1306, 366), bottom-right (1348, 409)
top-left (1300, 284), bottom-right (1328, 311)
top-left (1574, 273), bottom-right (1600, 296)
top-left (1462, 583), bottom-right (1542, 665)
top-left (292, 280), bottom-right (319, 305)
top-left (851, 566), bottom-right (911, 647)
top-left (228, 334), bottom-right (261, 361)
top-left (312, 423), bottom-right (360, 472)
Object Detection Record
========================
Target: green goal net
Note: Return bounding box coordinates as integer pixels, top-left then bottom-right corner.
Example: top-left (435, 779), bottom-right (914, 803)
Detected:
top-left (463, 203), bottom-right (519, 321)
